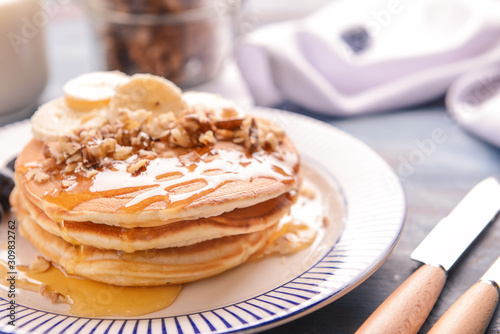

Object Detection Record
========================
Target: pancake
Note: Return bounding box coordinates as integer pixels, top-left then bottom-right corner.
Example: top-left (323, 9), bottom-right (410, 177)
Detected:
top-left (9, 72), bottom-right (305, 290)
top-left (12, 186), bottom-right (293, 252)
top-left (16, 205), bottom-right (274, 286)
top-left (16, 137), bottom-right (300, 228)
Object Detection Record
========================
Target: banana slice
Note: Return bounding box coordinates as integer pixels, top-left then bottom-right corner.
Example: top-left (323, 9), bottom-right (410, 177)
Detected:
top-left (109, 74), bottom-right (185, 117)
top-left (31, 97), bottom-right (109, 141)
top-left (64, 71), bottom-right (130, 111)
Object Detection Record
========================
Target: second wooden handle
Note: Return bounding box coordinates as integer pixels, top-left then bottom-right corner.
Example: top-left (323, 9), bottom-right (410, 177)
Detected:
top-left (356, 264), bottom-right (446, 334)
top-left (428, 281), bottom-right (499, 334)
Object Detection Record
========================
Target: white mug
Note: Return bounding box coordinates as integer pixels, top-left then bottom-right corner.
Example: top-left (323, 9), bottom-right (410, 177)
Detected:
top-left (0, 0), bottom-right (48, 121)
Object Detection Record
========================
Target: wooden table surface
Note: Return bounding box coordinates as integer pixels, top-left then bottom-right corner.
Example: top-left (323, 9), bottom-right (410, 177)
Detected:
top-left (5, 4), bottom-right (500, 333)
top-left (264, 105), bottom-right (500, 333)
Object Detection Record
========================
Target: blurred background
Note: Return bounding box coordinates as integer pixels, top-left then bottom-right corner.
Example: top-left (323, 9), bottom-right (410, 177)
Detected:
top-left (4, 0), bottom-right (500, 125)
top-left (0, 0), bottom-right (336, 122)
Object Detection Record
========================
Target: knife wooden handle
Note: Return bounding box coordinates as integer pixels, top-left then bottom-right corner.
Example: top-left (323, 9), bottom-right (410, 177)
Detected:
top-left (356, 264), bottom-right (446, 334)
top-left (428, 281), bottom-right (499, 334)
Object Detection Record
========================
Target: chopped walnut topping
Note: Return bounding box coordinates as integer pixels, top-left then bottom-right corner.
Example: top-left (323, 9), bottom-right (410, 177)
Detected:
top-left (87, 144), bottom-right (105, 161)
top-left (131, 131), bottom-right (150, 149)
top-left (114, 145), bottom-right (133, 160)
top-left (127, 108), bottom-right (151, 124)
top-left (29, 256), bottom-right (51, 274)
top-left (62, 178), bottom-right (76, 188)
top-left (264, 132), bottom-right (278, 151)
top-left (139, 149), bottom-right (157, 158)
top-left (84, 169), bottom-right (98, 178)
top-left (127, 159), bottom-right (149, 175)
top-left (144, 112), bottom-right (175, 139)
top-left (39, 286), bottom-right (69, 304)
top-left (64, 162), bottom-right (78, 173)
top-left (49, 292), bottom-right (68, 304)
top-left (79, 129), bottom-right (102, 143)
top-left (152, 141), bottom-right (166, 152)
top-left (183, 115), bottom-right (201, 132)
top-left (199, 130), bottom-right (215, 146)
top-left (41, 104), bottom-right (285, 176)
top-left (101, 138), bottom-right (117, 154)
top-left (215, 118), bottom-right (244, 131)
top-left (82, 147), bottom-right (98, 167)
top-left (40, 158), bottom-right (57, 171)
top-left (170, 127), bottom-right (191, 148)
top-left (25, 169), bottom-right (37, 181)
top-left (66, 153), bottom-right (82, 164)
top-left (242, 118), bottom-right (259, 152)
top-left (27, 169), bottom-right (50, 183)
top-left (217, 129), bottom-right (235, 141)
top-left (44, 141), bottom-right (81, 164)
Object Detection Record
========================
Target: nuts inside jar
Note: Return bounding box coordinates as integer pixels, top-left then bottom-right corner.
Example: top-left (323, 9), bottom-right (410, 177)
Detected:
top-left (88, 0), bottom-right (235, 87)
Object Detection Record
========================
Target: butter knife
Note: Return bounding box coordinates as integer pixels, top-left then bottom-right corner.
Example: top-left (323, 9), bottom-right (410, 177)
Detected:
top-left (428, 256), bottom-right (500, 334)
top-left (356, 177), bottom-right (500, 334)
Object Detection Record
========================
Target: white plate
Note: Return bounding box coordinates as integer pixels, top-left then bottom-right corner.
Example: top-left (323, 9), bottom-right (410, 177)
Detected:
top-left (0, 109), bottom-right (405, 334)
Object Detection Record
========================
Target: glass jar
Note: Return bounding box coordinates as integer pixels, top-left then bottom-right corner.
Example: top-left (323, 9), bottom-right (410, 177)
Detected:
top-left (86, 0), bottom-right (239, 88)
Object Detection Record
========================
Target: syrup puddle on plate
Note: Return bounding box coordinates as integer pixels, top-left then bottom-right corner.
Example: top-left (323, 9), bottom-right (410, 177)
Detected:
top-left (0, 260), bottom-right (181, 317)
top-left (0, 162), bottom-right (343, 317)
top-left (0, 213), bottom-right (316, 317)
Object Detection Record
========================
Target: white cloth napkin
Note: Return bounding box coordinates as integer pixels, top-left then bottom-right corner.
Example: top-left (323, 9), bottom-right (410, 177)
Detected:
top-left (236, 0), bottom-right (500, 116)
top-left (468, 94), bottom-right (500, 147)
top-left (446, 64), bottom-right (500, 148)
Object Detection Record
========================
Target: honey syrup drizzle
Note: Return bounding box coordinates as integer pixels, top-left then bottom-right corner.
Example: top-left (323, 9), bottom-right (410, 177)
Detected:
top-left (0, 220), bottom-right (313, 317)
top-left (249, 221), bottom-right (318, 261)
top-left (0, 219), bottom-right (313, 317)
top-left (0, 183), bottom-right (327, 317)
top-left (0, 261), bottom-right (181, 317)
top-left (44, 147), bottom-right (299, 213)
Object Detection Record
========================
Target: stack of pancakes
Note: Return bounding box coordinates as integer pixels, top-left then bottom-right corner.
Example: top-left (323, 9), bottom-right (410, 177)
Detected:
top-left (11, 73), bottom-right (301, 286)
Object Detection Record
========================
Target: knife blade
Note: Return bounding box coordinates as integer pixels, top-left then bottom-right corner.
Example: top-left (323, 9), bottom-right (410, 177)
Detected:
top-left (428, 257), bottom-right (500, 334)
top-left (356, 177), bottom-right (500, 334)
top-left (411, 178), bottom-right (500, 270)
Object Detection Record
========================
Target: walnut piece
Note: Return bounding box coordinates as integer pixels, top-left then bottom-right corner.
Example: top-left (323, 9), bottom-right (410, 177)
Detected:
top-left (199, 130), bottom-right (215, 146)
top-left (29, 256), bottom-right (51, 274)
top-left (25, 169), bottom-right (37, 181)
top-left (39, 286), bottom-right (69, 304)
top-left (264, 132), bottom-right (278, 151)
top-left (114, 145), bottom-right (133, 160)
top-left (127, 159), bottom-right (149, 175)
top-left (61, 179), bottom-right (76, 188)
top-left (139, 149), bottom-right (157, 158)
top-left (170, 127), bottom-right (191, 147)
top-left (49, 292), bottom-right (67, 304)
top-left (26, 168), bottom-right (50, 183)
top-left (84, 169), bottom-right (98, 178)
